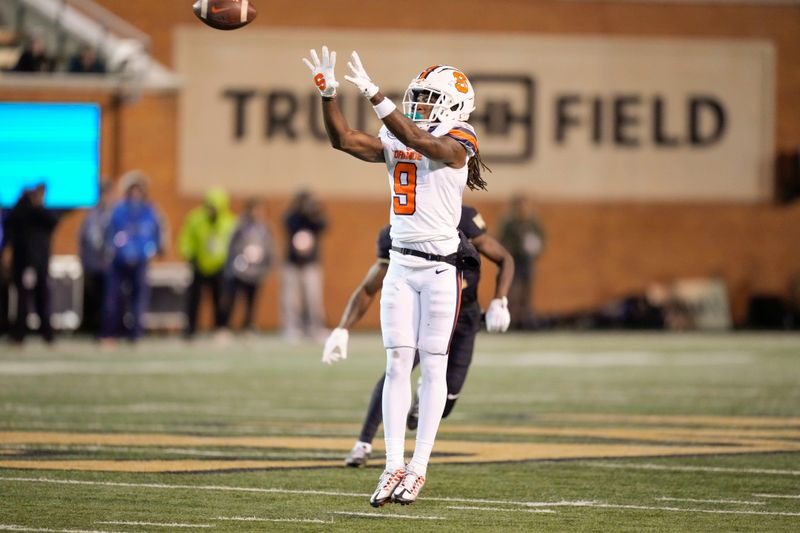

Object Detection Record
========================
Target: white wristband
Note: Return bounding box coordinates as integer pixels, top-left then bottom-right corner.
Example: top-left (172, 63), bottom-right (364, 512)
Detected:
top-left (373, 98), bottom-right (396, 119)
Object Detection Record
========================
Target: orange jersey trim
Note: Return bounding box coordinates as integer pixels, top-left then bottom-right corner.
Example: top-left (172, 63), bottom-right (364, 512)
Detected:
top-left (446, 272), bottom-right (463, 355)
top-left (447, 129), bottom-right (479, 152)
top-left (417, 65), bottom-right (439, 80)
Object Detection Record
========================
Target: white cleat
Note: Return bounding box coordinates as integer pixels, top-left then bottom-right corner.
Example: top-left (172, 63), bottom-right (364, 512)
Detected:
top-left (369, 468), bottom-right (405, 507)
top-left (344, 442), bottom-right (371, 468)
top-left (391, 466), bottom-right (426, 505)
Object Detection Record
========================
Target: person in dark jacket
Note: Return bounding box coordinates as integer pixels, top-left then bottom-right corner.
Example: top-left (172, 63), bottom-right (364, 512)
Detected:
top-left (225, 198), bottom-right (274, 332)
top-left (12, 34), bottom-right (54, 73)
top-left (281, 189), bottom-right (328, 342)
top-left (78, 181), bottom-right (114, 336)
top-left (67, 45), bottom-right (106, 74)
top-left (100, 173), bottom-right (162, 344)
top-left (3, 184), bottom-right (62, 344)
top-left (498, 196), bottom-right (546, 330)
top-left (0, 208), bottom-right (10, 336)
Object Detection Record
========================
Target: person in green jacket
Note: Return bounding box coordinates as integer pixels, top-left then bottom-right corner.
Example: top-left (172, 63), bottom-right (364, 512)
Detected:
top-left (179, 188), bottom-right (236, 338)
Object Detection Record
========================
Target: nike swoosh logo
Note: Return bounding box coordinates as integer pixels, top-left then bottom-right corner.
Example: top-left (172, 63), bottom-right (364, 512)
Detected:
top-left (210, 6), bottom-right (231, 14)
top-left (435, 268), bottom-right (447, 274)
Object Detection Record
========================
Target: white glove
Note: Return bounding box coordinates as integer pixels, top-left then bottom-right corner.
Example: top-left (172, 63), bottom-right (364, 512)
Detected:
top-left (322, 327), bottom-right (349, 365)
top-left (302, 45), bottom-right (339, 98)
top-left (344, 51), bottom-right (379, 99)
top-left (485, 297), bottom-right (511, 333)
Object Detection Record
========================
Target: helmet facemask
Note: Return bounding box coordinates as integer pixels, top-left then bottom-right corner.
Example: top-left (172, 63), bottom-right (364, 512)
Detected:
top-left (403, 87), bottom-right (464, 125)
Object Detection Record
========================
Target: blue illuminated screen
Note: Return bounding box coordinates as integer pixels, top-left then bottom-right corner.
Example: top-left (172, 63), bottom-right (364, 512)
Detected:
top-left (0, 102), bottom-right (101, 208)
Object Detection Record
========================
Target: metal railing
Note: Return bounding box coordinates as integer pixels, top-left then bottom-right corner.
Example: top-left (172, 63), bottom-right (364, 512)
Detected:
top-left (58, 0), bottom-right (151, 53)
top-left (0, 0), bottom-right (179, 93)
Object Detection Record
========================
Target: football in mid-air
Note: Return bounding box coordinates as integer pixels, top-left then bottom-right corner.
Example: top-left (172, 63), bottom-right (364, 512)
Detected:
top-left (192, 0), bottom-right (257, 31)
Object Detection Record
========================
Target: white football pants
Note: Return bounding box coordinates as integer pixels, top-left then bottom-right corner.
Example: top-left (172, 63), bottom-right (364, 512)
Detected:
top-left (380, 260), bottom-right (462, 474)
top-left (380, 260), bottom-right (461, 354)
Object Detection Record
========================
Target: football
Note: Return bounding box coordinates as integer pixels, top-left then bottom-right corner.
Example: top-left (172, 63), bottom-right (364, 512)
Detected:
top-left (192, 0), bottom-right (257, 31)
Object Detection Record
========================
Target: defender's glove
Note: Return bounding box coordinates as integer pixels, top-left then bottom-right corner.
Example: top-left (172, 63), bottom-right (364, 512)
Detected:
top-left (322, 327), bottom-right (349, 364)
top-left (302, 45), bottom-right (339, 98)
top-left (485, 297), bottom-right (511, 333)
top-left (344, 51), bottom-right (379, 99)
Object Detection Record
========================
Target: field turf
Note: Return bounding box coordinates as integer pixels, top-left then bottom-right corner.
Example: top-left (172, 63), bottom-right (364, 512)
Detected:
top-left (1, 332), bottom-right (799, 531)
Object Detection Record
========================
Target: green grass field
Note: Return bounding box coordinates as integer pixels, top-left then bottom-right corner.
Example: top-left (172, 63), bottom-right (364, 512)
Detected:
top-left (1, 332), bottom-right (799, 532)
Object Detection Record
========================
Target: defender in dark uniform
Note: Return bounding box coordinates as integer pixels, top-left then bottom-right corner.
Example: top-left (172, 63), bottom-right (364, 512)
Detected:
top-left (321, 205), bottom-right (514, 467)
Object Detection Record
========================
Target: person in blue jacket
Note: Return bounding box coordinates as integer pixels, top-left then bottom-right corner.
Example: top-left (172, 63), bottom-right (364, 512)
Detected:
top-left (100, 172), bottom-right (162, 344)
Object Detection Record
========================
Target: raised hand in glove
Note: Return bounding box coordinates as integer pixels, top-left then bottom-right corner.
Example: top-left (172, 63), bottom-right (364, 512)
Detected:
top-left (485, 297), bottom-right (511, 333)
top-left (302, 45), bottom-right (339, 98)
top-left (322, 327), bottom-right (349, 365)
top-left (344, 51), bottom-right (380, 99)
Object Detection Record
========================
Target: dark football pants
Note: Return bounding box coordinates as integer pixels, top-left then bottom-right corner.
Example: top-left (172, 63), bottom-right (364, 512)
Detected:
top-left (11, 264), bottom-right (53, 343)
top-left (358, 301), bottom-right (481, 444)
top-left (185, 268), bottom-right (227, 336)
top-left (102, 261), bottom-right (148, 341)
top-left (227, 278), bottom-right (260, 330)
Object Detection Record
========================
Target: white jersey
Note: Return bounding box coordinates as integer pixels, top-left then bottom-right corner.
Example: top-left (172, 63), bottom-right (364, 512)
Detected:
top-left (379, 120), bottom-right (478, 265)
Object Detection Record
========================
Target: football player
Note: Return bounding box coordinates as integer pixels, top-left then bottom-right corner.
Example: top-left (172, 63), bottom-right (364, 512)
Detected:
top-left (304, 46), bottom-right (504, 506)
top-left (322, 205), bottom-right (514, 469)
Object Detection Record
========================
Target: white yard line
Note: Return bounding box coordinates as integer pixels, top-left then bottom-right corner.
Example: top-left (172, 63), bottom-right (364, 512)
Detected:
top-left (0, 526), bottom-right (123, 533)
top-left (448, 506), bottom-right (556, 514)
top-left (754, 493), bottom-right (800, 499)
top-left (456, 501), bottom-right (800, 516)
top-left (656, 497), bottom-right (765, 505)
top-left (0, 476), bottom-right (596, 507)
top-left (96, 521), bottom-right (213, 528)
top-left (0, 476), bottom-right (365, 498)
top-left (3, 475), bottom-right (798, 519)
top-left (586, 461), bottom-right (800, 476)
top-left (217, 516), bottom-right (331, 524)
top-left (3, 444), bottom-right (332, 459)
top-left (331, 512), bottom-right (445, 520)
top-left (451, 503), bottom-right (800, 518)
top-left (580, 503), bottom-right (800, 517)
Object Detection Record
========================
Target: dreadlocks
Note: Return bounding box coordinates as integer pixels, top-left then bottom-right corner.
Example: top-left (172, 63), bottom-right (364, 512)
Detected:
top-left (467, 150), bottom-right (490, 191)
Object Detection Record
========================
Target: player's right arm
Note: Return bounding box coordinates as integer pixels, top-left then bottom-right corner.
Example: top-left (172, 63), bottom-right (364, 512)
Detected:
top-left (303, 46), bottom-right (384, 163)
top-left (322, 99), bottom-right (385, 163)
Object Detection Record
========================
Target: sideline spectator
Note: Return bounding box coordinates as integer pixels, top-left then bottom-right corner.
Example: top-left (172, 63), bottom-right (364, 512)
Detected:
top-left (4, 185), bottom-right (63, 344)
top-left (281, 189), bottom-right (328, 342)
top-left (179, 188), bottom-right (236, 339)
top-left (68, 45), bottom-right (106, 74)
top-left (101, 173), bottom-right (162, 344)
top-left (78, 181), bottom-right (114, 336)
top-left (12, 34), bottom-right (53, 73)
top-left (225, 198), bottom-right (274, 332)
top-left (498, 195), bottom-right (546, 330)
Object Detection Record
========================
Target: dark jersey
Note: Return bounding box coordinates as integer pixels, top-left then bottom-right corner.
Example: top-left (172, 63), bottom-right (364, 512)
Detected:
top-left (377, 205), bottom-right (487, 306)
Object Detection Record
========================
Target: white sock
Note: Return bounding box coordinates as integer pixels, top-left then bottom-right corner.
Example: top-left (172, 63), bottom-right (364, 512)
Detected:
top-left (408, 350), bottom-right (448, 477)
top-left (355, 441), bottom-right (372, 453)
top-left (382, 347), bottom-right (416, 471)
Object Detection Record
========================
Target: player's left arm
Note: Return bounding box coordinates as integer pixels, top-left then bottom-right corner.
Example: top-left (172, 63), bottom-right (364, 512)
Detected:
top-left (337, 260), bottom-right (389, 330)
top-left (344, 51), bottom-right (467, 168)
top-left (322, 260), bottom-right (389, 365)
top-left (471, 233), bottom-right (515, 301)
